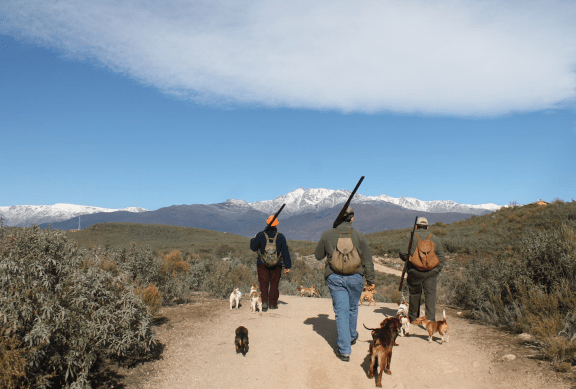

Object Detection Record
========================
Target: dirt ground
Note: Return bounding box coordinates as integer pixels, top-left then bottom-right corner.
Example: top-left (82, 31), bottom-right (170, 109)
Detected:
top-left (116, 291), bottom-right (574, 389)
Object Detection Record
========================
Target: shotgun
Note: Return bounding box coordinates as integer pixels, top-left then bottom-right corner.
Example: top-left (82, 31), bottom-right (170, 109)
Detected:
top-left (398, 216), bottom-right (418, 292)
top-left (265, 204), bottom-right (286, 230)
top-left (333, 176), bottom-right (365, 228)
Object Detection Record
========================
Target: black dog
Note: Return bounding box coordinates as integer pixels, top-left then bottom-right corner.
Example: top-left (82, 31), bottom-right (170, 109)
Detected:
top-left (235, 326), bottom-right (249, 356)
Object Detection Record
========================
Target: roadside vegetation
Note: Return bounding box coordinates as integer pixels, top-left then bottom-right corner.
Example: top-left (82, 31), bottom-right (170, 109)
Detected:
top-left (2, 200), bottom-right (575, 386)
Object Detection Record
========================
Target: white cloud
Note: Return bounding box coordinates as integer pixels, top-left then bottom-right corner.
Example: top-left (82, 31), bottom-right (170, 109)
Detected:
top-left (4, 0), bottom-right (576, 116)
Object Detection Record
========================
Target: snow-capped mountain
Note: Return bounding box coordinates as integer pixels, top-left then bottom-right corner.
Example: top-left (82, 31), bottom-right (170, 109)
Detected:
top-left (243, 188), bottom-right (502, 216)
top-left (2, 189), bottom-right (502, 230)
top-left (0, 204), bottom-right (148, 227)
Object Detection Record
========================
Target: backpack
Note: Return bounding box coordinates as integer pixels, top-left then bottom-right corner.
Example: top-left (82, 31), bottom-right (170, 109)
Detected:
top-left (329, 227), bottom-right (362, 275)
top-left (260, 231), bottom-right (281, 267)
top-left (409, 233), bottom-right (439, 271)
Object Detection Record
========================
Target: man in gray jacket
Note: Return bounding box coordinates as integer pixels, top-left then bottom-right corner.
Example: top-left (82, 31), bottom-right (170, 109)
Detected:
top-left (399, 217), bottom-right (445, 322)
top-left (315, 207), bottom-right (375, 362)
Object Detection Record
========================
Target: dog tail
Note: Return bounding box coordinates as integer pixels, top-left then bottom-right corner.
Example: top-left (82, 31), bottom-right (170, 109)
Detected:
top-left (363, 323), bottom-right (379, 331)
top-left (443, 309), bottom-right (446, 321)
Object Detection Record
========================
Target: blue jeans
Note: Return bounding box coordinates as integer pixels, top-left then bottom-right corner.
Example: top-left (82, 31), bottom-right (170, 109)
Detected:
top-left (327, 272), bottom-right (364, 356)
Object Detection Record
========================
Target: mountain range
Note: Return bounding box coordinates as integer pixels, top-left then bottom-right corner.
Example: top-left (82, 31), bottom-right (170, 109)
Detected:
top-left (1, 188), bottom-right (503, 240)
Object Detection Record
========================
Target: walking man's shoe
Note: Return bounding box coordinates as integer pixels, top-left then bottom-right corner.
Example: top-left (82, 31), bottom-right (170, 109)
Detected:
top-left (262, 302), bottom-right (268, 312)
top-left (336, 351), bottom-right (350, 362)
top-left (351, 332), bottom-right (359, 345)
top-left (270, 305), bottom-right (278, 309)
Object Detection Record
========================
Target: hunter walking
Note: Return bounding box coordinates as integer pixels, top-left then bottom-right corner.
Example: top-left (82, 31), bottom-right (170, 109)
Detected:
top-left (315, 206), bottom-right (375, 361)
top-left (399, 217), bottom-right (445, 322)
top-left (250, 214), bottom-right (292, 311)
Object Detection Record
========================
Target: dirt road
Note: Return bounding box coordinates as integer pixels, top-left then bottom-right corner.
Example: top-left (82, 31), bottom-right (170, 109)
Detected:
top-left (139, 294), bottom-right (570, 389)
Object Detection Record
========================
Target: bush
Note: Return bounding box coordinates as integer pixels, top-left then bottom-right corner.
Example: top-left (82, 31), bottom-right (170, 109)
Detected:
top-left (0, 227), bottom-right (157, 389)
top-left (441, 224), bottom-right (576, 367)
top-left (0, 332), bottom-right (31, 389)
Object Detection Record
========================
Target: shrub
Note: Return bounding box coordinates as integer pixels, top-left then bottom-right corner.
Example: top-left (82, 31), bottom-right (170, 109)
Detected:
top-left (441, 224), bottom-right (576, 368)
top-left (137, 284), bottom-right (162, 315)
top-left (0, 331), bottom-right (31, 389)
top-left (0, 227), bottom-right (157, 389)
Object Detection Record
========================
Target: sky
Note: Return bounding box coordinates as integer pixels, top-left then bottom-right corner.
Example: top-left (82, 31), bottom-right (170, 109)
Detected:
top-left (1, 0), bottom-right (575, 211)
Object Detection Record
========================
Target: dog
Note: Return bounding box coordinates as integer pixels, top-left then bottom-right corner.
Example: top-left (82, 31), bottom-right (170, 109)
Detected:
top-left (249, 284), bottom-right (263, 313)
top-left (234, 326), bottom-right (249, 356)
top-left (396, 301), bottom-right (410, 337)
top-left (297, 286), bottom-right (321, 298)
top-left (359, 288), bottom-right (377, 306)
top-left (363, 317), bottom-right (402, 387)
top-left (412, 309), bottom-right (449, 344)
top-left (229, 288), bottom-right (242, 310)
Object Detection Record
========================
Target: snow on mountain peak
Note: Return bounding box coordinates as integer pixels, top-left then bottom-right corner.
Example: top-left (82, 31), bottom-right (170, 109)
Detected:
top-left (0, 204), bottom-right (148, 227)
top-left (248, 188), bottom-right (503, 216)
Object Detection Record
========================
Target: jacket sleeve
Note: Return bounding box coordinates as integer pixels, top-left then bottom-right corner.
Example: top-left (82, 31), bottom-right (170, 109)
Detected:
top-left (314, 233), bottom-right (327, 260)
top-left (278, 234), bottom-right (292, 269)
top-left (398, 232), bottom-right (412, 261)
top-left (250, 232), bottom-right (263, 252)
top-left (432, 235), bottom-right (445, 271)
top-left (359, 235), bottom-right (375, 285)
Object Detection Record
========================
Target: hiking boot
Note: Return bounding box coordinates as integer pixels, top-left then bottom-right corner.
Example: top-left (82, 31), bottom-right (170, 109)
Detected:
top-left (262, 302), bottom-right (268, 312)
top-left (351, 333), bottom-right (359, 345)
top-left (270, 305), bottom-right (278, 309)
top-left (336, 351), bottom-right (350, 362)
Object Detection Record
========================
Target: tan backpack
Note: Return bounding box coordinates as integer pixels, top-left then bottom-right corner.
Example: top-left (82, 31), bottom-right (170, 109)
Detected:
top-left (329, 227), bottom-right (362, 275)
top-left (261, 231), bottom-right (281, 267)
top-left (409, 233), bottom-right (439, 271)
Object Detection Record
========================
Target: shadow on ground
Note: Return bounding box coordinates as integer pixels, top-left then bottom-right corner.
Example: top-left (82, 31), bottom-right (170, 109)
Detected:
top-left (303, 314), bottom-right (338, 353)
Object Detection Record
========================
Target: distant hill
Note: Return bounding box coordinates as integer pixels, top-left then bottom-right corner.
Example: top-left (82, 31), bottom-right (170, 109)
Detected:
top-left (62, 223), bottom-right (317, 256)
top-left (43, 202), bottom-right (475, 241)
top-left (51, 201), bottom-right (576, 259)
top-left (366, 200), bottom-right (576, 258)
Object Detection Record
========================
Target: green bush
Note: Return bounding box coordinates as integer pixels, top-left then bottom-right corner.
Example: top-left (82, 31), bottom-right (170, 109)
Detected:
top-left (0, 227), bottom-right (157, 389)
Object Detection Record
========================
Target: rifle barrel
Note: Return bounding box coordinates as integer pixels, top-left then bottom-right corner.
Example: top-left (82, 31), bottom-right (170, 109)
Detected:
top-left (333, 176), bottom-right (365, 228)
top-left (399, 216), bottom-right (418, 291)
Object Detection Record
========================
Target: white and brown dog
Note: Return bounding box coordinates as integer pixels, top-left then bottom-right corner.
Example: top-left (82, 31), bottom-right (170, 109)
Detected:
top-left (249, 284), bottom-right (263, 313)
top-left (396, 301), bottom-right (410, 337)
top-left (229, 288), bottom-right (242, 310)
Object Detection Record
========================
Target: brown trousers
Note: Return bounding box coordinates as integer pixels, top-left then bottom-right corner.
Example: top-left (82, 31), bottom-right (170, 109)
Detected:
top-left (257, 264), bottom-right (282, 306)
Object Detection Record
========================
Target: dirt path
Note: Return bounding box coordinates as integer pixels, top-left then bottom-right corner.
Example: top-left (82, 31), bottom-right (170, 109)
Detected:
top-left (373, 261), bottom-right (403, 276)
top-left (137, 294), bottom-right (571, 389)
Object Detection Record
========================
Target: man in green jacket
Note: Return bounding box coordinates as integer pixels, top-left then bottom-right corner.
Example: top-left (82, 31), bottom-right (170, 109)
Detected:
top-left (399, 217), bottom-right (445, 322)
top-left (315, 207), bottom-right (375, 362)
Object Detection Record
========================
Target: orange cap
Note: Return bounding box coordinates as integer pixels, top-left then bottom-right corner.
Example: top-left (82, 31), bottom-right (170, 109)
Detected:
top-left (266, 215), bottom-right (279, 226)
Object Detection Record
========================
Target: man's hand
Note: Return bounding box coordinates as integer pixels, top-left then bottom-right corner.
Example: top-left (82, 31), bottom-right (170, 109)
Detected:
top-left (284, 268), bottom-right (290, 275)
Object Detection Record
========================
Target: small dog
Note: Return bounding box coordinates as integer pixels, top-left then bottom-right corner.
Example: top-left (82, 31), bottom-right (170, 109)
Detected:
top-left (364, 317), bottom-right (402, 387)
top-left (297, 286), bottom-right (321, 297)
top-left (229, 288), bottom-right (242, 310)
top-left (249, 284), bottom-right (263, 313)
top-left (234, 326), bottom-right (249, 356)
top-left (359, 288), bottom-right (378, 306)
top-left (396, 301), bottom-right (410, 337)
top-left (412, 309), bottom-right (449, 344)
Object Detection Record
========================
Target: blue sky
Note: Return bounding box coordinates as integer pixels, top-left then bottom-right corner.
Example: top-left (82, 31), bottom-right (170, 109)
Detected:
top-left (1, 0), bottom-right (575, 211)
